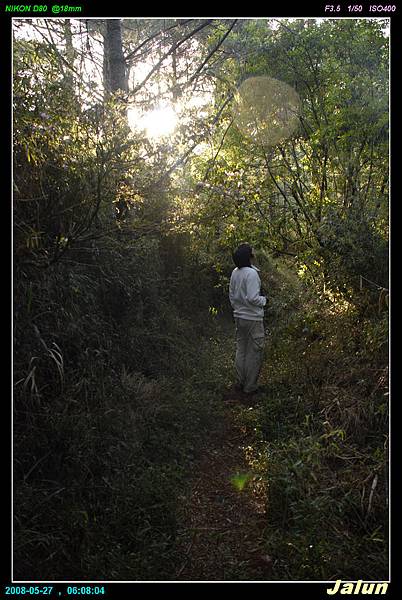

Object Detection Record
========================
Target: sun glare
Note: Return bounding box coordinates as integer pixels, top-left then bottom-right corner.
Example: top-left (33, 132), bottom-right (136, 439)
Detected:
top-left (128, 105), bottom-right (178, 139)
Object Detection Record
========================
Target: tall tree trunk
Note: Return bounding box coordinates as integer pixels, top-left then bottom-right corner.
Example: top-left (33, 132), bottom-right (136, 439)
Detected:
top-left (102, 19), bottom-right (129, 221)
top-left (103, 19), bottom-right (128, 97)
top-left (63, 19), bottom-right (76, 93)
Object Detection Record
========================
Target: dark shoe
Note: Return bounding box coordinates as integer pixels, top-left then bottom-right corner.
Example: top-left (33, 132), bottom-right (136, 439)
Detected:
top-left (222, 384), bottom-right (244, 402)
top-left (244, 384), bottom-right (269, 395)
top-left (241, 385), bottom-right (268, 405)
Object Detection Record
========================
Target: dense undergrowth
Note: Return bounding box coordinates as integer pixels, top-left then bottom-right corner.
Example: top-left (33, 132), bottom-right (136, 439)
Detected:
top-left (246, 258), bottom-right (389, 580)
top-left (13, 231), bottom-right (231, 581)
top-left (13, 237), bottom-right (389, 582)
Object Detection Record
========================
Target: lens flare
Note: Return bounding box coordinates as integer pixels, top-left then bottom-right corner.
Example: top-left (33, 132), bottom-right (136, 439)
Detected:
top-left (233, 76), bottom-right (301, 147)
top-left (128, 105), bottom-right (178, 139)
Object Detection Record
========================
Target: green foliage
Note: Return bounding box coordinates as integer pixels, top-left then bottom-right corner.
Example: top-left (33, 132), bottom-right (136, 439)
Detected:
top-left (184, 18), bottom-right (388, 307)
top-left (13, 28), bottom-right (227, 580)
top-left (13, 225), bottom-right (228, 580)
top-left (252, 270), bottom-right (388, 580)
top-left (13, 18), bottom-right (388, 581)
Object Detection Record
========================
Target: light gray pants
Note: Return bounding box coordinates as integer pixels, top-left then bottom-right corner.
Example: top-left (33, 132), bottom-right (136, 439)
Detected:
top-left (234, 317), bottom-right (265, 393)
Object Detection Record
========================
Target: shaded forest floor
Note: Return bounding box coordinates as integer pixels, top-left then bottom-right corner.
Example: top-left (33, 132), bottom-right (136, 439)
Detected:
top-left (174, 388), bottom-right (272, 581)
top-left (13, 278), bottom-right (389, 582)
top-left (170, 300), bottom-right (389, 582)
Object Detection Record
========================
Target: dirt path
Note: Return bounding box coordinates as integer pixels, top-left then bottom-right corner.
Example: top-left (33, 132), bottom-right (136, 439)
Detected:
top-left (173, 390), bottom-right (273, 581)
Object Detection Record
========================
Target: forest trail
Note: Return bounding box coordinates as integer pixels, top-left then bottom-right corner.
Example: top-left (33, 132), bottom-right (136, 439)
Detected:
top-left (174, 387), bottom-right (273, 582)
top-left (13, 18), bottom-right (389, 584)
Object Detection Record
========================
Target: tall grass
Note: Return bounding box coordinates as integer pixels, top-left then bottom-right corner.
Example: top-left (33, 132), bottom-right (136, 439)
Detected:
top-left (13, 230), bottom-right (229, 581)
top-left (254, 261), bottom-right (389, 580)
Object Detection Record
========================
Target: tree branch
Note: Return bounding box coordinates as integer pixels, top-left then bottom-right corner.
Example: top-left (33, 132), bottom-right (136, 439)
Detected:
top-left (124, 19), bottom-right (193, 63)
top-left (131, 20), bottom-right (214, 96)
top-left (203, 116), bottom-right (234, 182)
top-left (187, 20), bottom-right (238, 87)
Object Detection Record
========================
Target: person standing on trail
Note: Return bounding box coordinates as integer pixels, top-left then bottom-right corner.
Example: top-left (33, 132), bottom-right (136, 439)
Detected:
top-left (229, 243), bottom-right (267, 396)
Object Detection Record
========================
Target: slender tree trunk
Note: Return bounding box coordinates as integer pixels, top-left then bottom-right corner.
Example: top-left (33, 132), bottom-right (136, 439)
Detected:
top-left (103, 19), bottom-right (128, 97)
top-left (63, 19), bottom-right (76, 92)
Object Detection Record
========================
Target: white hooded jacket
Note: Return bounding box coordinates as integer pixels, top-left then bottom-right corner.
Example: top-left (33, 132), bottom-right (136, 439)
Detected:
top-left (229, 266), bottom-right (267, 321)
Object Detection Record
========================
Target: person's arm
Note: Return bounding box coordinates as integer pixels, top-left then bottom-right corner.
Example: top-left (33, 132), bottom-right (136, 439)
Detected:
top-left (246, 271), bottom-right (267, 307)
top-left (229, 272), bottom-right (235, 307)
